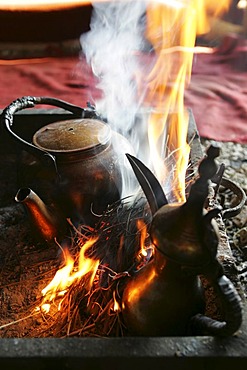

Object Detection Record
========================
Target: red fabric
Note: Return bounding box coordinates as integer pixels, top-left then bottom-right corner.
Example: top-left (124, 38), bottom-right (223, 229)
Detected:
top-left (185, 35), bottom-right (247, 144)
top-left (0, 35), bottom-right (247, 143)
top-left (0, 56), bottom-right (101, 109)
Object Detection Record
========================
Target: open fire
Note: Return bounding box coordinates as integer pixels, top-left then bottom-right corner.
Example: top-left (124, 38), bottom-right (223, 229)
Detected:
top-left (1, 0), bottom-right (244, 338)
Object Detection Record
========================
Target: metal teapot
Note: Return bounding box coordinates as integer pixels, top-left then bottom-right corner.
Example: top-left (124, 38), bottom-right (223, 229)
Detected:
top-left (121, 145), bottom-right (243, 336)
top-left (3, 96), bottom-right (135, 239)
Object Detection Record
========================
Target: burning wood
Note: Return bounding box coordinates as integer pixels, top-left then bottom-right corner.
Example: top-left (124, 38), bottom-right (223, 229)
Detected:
top-left (33, 195), bottom-right (152, 337)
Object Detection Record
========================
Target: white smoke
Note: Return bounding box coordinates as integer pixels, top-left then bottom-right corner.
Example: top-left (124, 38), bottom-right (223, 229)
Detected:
top-left (80, 0), bottom-right (148, 142)
top-left (80, 0), bottom-right (151, 198)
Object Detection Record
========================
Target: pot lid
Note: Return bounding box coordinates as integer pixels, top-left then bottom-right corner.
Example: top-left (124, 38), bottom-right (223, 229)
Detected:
top-left (33, 118), bottom-right (111, 153)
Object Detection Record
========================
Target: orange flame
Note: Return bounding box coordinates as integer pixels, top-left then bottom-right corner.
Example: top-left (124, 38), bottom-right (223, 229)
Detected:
top-left (38, 236), bottom-right (99, 313)
top-left (136, 219), bottom-right (149, 257)
top-left (113, 290), bottom-right (120, 312)
top-left (145, 0), bottom-right (230, 202)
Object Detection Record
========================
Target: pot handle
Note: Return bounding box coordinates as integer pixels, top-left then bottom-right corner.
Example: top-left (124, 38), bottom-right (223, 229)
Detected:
top-left (3, 96), bottom-right (101, 166)
top-left (189, 263), bottom-right (243, 336)
top-left (211, 165), bottom-right (246, 219)
top-left (220, 178), bottom-right (246, 219)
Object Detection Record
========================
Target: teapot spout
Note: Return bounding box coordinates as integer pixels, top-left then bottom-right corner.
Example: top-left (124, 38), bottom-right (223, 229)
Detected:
top-left (15, 187), bottom-right (68, 243)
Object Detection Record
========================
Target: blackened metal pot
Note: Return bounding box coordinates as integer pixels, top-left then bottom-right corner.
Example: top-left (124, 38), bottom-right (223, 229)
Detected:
top-left (3, 96), bottom-right (134, 227)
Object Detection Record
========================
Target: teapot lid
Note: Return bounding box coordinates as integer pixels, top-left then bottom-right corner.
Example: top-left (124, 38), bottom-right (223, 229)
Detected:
top-left (33, 118), bottom-right (111, 154)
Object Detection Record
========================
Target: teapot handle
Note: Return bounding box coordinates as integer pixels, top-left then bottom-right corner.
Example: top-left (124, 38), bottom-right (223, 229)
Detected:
top-left (189, 263), bottom-right (243, 336)
top-left (3, 96), bottom-right (101, 167)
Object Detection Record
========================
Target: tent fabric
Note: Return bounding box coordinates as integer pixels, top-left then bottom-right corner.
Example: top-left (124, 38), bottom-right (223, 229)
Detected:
top-left (185, 34), bottom-right (247, 144)
top-left (0, 34), bottom-right (246, 143)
